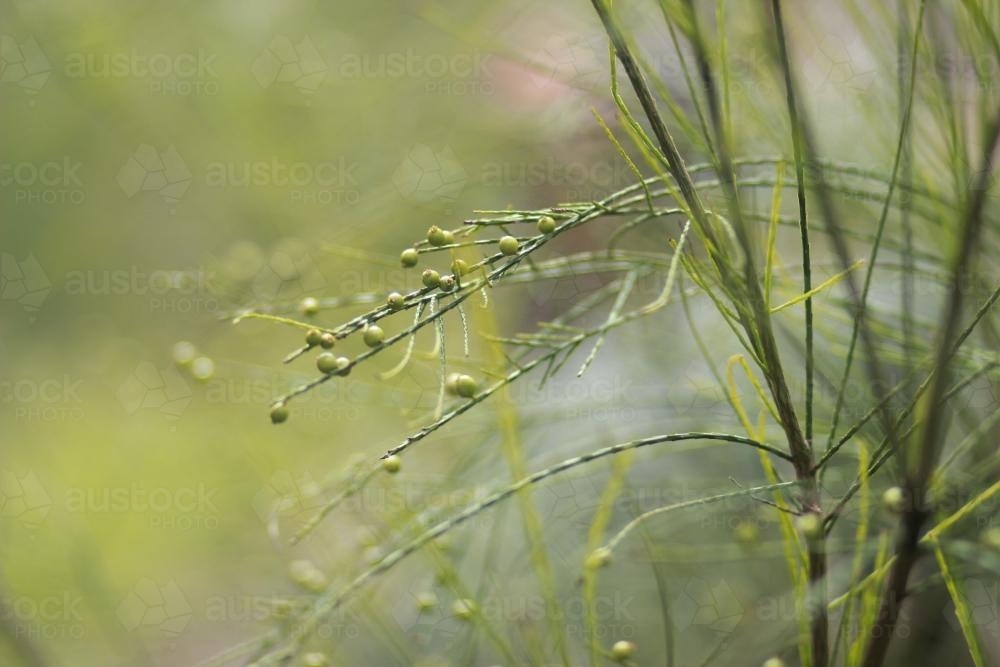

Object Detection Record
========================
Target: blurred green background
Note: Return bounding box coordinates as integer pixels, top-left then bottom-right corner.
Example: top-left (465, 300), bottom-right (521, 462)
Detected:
top-left (2, 1), bottom-right (994, 666)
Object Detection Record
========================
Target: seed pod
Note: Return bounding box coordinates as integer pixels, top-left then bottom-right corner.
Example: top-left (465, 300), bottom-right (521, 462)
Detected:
top-left (422, 269), bottom-right (441, 289)
top-left (439, 275), bottom-right (456, 292)
top-left (305, 329), bottom-right (323, 346)
top-left (451, 258), bottom-right (470, 276)
top-left (269, 403), bottom-right (289, 424)
top-left (537, 215), bottom-right (557, 234)
top-left (611, 640), bottom-right (636, 661)
top-left (363, 325), bottom-right (385, 347)
top-left (299, 296), bottom-right (320, 316)
top-left (382, 455), bottom-right (401, 474)
top-left (320, 332), bottom-right (336, 349)
top-left (400, 248), bottom-right (419, 268)
top-left (387, 292), bottom-right (405, 310)
top-left (498, 235), bottom-right (520, 255)
top-left (334, 356), bottom-right (351, 376)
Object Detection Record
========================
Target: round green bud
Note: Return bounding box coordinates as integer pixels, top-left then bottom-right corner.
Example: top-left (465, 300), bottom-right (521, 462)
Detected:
top-left (762, 659), bottom-right (786, 667)
top-left (498, 235), bottom-right (520, 256)
top-left (797, 513), bottom-right (823, 540)
top-left (382, 455), bottom-right (402, 474)
top-left (734, 522), bottom-right (759, 545)
top-left (451, 258), bottom-right (470, 276)
top-left (422, 269), bottom-right (441, 289)
top-left (334, 356), bottom-right (351, 376)
top-left (299, 296), bottom-right (320, 316)
top-left (317, 352), bottom-right (339, 374)
top-left (537, 215), bottom-right (557, 234)
top-left (882, 486), bottom-right (906, 514)
top-left (191, 357), bottom-right (215, 382)
top-left (400, 248), bottom-right (419, 268)
top-left (611, 640), bottom-right (636, 661)
top-left (451, 599), bottom-right (476, 620)
top-left (305, 329), bottom-right (323, 346)
top-left (427, 225), bottom-right (451, 247)
top-left (363, 325), bottom-right (385, 347)
top-left (387, 292), bottom-right (405, 310)
top-left (415, 592), bottom-right (437, 610)
top-left (439, 275), bottom-right (456, 292)
top-left (320, 332), bottom-right (336, 349)
top-left (303, 653), bottom-right (329, 667)
top-left (269, 403), bottom-right (289, 424)
top-left (455, 374), bottom-right (477, 398)
top-left (172, 341), bottom-right (197, 366)
top-left (289, 559), bottom-right (327, 592)
top-left (585, 547), bottom-right (611, 570)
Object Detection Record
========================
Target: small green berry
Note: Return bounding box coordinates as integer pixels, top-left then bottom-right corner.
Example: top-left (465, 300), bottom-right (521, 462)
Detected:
top-left (762, 659), bottom-right (785, 667)
top-left (303, 653), bottom-right (329, 667)
top-left (586, 547), bottom-right (611, 570)
top-left (269, 404), bottom-right (289, 424)
top-left (611, 640), bottom-right (636, 661)
top-left (451, 258), bottom-right (470, 276)
top-left (334, 356), bottom-right (351, 376)
top-left (382, 455), bottom-right (401, 474)
top-left (317, 352), bottom-right (339, 374)
top-left (191, 357), bottom-right (215, 382)
top-left (305, 329), bottom-right (323, 346)
top-left (537, 215), bottom-right (557, 234)
top-left (439, 275), bottom-right (456, 292)
top-left (797, 513), bottom-right (823, 540)
top-left (363, 325), bottom-right (385, 347)
top-left (320, 332), bottom-right (336, 349)
top-left (455, 374), bottom-right (477, 398)
top-left (427, 225), bottom-right (454, 247)
top-left (400, 248), bottom-right (419, 268)
top-left (882, 486), bottom-right (906, 514)
top-left (451, 598), bottom-right (476, 620)
top-left (387, 292), bottom-right (405, 310)
top-left (299, 296), bottom-right (320, 316)
top-left (498, 235), bottom-right (520, 255)
top-left (172, 341), bottom-right (197, 366)
top-left (415, 592), bottom-right (437, 610)
top-left (422, 269), bottom-right (441, 288)
top-left (734, 521), bottom-right (759, 546)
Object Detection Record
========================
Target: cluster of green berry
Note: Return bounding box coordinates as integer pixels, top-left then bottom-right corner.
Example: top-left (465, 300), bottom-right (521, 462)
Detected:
top-left (269, 216), bottom-right (560, 427)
